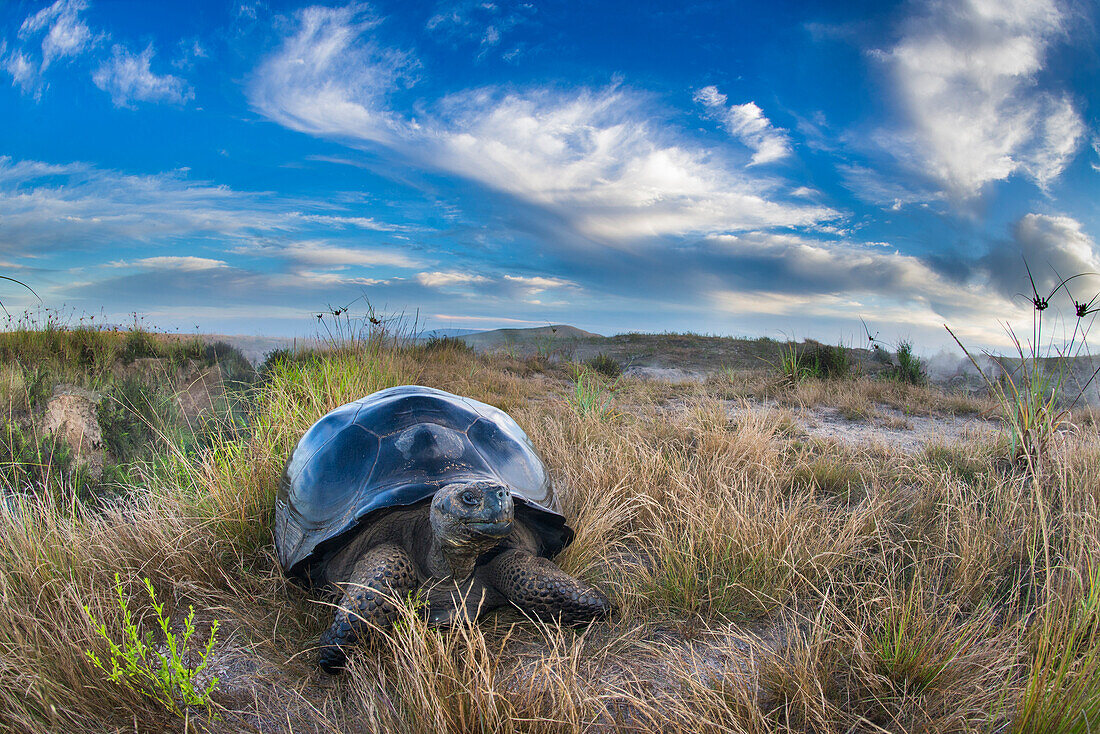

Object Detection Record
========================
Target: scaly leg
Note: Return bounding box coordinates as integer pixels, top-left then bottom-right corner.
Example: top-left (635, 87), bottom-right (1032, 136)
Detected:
top-left (317, 543), bottom-right (418, 673)
top-left (485, 549), bottom-right (612, 624)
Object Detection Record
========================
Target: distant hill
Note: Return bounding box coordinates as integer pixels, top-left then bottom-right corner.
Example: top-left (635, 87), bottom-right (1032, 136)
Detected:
top-left (417, 328), bottom-right (484, 340)
top-left (200, 334), bottom-right (321, 364)
top-left (458, 325), bottom-right (603, 350)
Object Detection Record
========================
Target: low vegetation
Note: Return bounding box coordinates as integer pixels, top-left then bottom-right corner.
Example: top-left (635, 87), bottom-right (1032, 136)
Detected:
top-left (0, 312), bottom-right (1098, 733)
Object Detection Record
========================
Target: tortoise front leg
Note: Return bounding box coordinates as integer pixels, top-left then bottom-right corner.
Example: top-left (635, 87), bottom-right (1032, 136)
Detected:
top-left (485, 549), bottom-right (612, 624)
top-left (317, 542), bottom-right (418, 674)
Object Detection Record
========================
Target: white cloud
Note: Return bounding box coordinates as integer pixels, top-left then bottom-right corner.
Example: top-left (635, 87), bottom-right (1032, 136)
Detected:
top-left (291, 213), bottom-right (407, 231)
top-left (982, 213), bottom-right (1100, 300)
top-left (694, 85), bottom-right (792, 166)
top-left (3, 0), bottom-right (94, 94)
top-left (874, 0), bottom-right (1083, 198)
top-left (249, 7), bottom-right (838, 244)
top-left (19, 0), bottom-right (93, 69)
top-left (2, 49), bottom-right (38, 94)
top-left (417, 271), bottom-right (490, 288)
top-left (502, 274), bottom-right (577, 295)
top-left (4, 1), bottom-right (192, 107)
top-left (706, 231), bottom-right (1030, 341)
top-left (428, 313), bottom-right (544, 324)
top-left (276, 270), bottom-right (384, 287)
top-left (92, 45), bottom-right (193, 108)
top-left (249, 4), bottom-right (416, 145)
top-left (502, 275), bottom-right (575, 288)
top-left (0, 156), bottom-right (413, 263)
top-left (424, 0), bottom-right (534, 60)
top-left (281, 241), bottom-right (420, 268)
top-left (112, 256), bottom-right (229, 271)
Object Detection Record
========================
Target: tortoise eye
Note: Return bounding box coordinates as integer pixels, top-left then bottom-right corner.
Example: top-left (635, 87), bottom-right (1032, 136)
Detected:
top-left (460, 490), bottom-right (478, 506)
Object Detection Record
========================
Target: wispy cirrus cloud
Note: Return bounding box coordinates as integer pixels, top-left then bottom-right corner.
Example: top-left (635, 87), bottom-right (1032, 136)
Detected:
top-left (248, 3), bottom-right (418, 145)
top-left (0, 156), bottom-right (419, 271)
top-left (92, 44), bottom-right (192, 107)
top-left (871, 0), bottom-right (1083, 199)
top-left (249, 4), bottom-right (838, 246)
top-left (416, 271), bottom-right (489, 288)
top-left (3, 0), bottom-right (95, 95)
top-left (3, 0), bottom-right (193, 107)
top-left (425, 0), bottom-right (537, 60)
top-left (278, 241), bottom-right (421, 269)
top-left (109, 256), bottom-right (228, 271)
top-left (693, 85), bottom-right (792, 166)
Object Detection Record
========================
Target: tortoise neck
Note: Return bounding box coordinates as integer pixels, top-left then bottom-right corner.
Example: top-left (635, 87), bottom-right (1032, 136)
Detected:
top-left (426, 527), bottom-right (502, 581)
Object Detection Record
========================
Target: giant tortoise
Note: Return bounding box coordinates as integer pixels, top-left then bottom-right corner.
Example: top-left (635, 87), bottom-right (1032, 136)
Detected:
top-left (274, 385), bottom-right (611, 672)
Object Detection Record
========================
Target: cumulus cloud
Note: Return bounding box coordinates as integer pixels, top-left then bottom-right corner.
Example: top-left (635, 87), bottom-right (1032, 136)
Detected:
top-left (92, 44), bottom-right (193, 107)
top-left (502, 275), bottom-right (575, 289)
top-left (874, 0), bottom-right (1084, 198)
top-left (694, 85), bottom-right (792, 165)
top-left (249, 6), bottom-right (837, 244)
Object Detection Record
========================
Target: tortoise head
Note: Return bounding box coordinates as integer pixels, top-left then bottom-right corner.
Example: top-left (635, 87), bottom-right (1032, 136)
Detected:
top-left (430, 480), bottom-right (514, 579)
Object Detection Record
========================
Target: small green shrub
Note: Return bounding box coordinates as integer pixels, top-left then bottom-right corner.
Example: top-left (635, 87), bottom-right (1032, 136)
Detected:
top-left (84, 573), bottom-right (220, 720)
top-left (890, 340), bottom-right (926, 385)
top-left (804, 342), bottom-right (851, 379)
top-left (421, 336), bottom-right (475, 356)
top-left (585, 353), bottom-right (622, 378)
top-left (202, 340), bottom-right (255, 386)
top-left (22, 364), bottom-right (54, 409)
top-left (97, 377), bottom-right (167, 462)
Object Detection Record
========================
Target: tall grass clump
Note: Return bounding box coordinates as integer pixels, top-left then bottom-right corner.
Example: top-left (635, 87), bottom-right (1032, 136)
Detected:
top-left (948, 266), bottom-right (1100, 472)
top-left (566, 365), bottom-right (619, 420)
top-left (584, 353), bottom-right (622, 379)
top-left (775, 340), bottom-right (851, 384)
top-left (1012, 565), bottom-right (1100, 733)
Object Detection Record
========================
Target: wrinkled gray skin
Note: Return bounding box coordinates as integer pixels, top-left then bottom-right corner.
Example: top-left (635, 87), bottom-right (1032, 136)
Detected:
top-left (316, 479), bottom-right (611, 673)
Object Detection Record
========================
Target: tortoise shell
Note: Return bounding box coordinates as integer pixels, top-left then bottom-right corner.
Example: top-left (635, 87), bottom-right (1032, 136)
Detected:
top-left (275, 385), bottom-right (573, 584)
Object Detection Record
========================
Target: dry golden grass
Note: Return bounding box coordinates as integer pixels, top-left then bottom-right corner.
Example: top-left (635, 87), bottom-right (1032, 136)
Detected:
top-left (1, 337), bottom-right (1098, 732)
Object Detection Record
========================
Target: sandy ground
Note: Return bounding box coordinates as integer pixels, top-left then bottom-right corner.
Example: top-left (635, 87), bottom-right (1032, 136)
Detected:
top-left (796, 404), bottom-right (997, 452)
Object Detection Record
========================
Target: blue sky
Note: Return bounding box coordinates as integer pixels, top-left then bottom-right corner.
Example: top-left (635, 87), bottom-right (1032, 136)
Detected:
top-left (2, 0), bottom-right (1099, 348)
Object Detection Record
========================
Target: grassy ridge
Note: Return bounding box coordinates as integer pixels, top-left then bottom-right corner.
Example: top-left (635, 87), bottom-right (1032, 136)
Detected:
top-left (0, 331), bottom-right (1098, 732)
